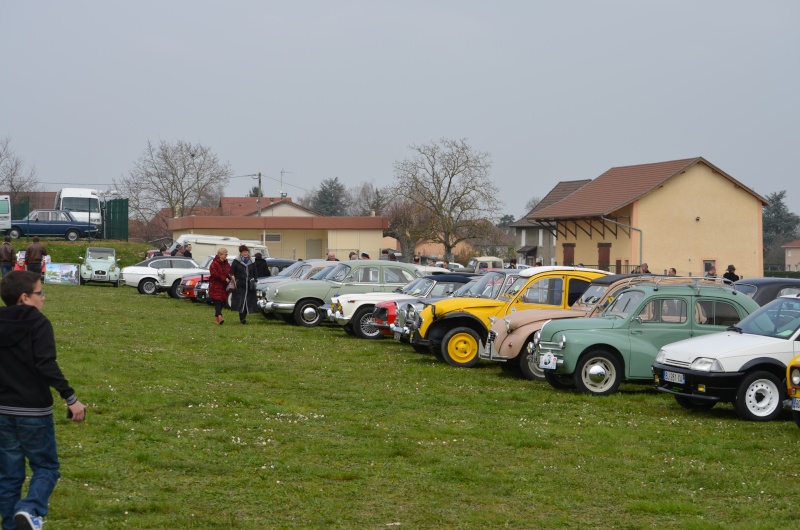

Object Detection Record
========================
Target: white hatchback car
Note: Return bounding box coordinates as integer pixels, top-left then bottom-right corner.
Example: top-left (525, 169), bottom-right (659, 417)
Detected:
top-left (652, 294), bottom-right (800, 421)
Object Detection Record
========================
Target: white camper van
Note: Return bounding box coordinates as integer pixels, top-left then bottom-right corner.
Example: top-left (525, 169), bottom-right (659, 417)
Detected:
top-left (0, 195), bottom-right (10, 233)
top-left (54, 188), bottom-right (102, 225)
top-left (169, 234), bottom-right (270, 260)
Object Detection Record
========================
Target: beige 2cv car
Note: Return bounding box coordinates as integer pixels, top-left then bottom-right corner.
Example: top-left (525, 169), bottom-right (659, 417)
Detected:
top-left (481, 274), bottom-right (643, 380)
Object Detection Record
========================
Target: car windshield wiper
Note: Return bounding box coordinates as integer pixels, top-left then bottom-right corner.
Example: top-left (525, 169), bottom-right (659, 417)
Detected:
top-left (727, 325), bottom-right (743, 334)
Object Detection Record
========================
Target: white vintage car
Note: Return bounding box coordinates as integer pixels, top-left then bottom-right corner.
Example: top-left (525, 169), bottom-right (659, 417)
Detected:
top-left (326, 273), bottom-right (475, 339)
top-left (652, 294), bottom-right (800, 421)
top-left (120, 256), bottom-right (204, 297)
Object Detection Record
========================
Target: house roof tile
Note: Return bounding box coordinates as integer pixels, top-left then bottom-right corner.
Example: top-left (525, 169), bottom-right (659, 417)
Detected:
top-left (528, 157), bottom-right (767, 221)
top-left (509, 179), bottom-right (591, 227)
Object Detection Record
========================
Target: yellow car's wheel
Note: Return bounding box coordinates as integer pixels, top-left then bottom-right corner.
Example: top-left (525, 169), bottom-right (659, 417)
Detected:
top-left (441, 327), bottom-right (481, 368)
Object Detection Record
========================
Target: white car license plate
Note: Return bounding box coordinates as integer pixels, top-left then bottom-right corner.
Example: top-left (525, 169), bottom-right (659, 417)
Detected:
top-left (394, 332), bottom-right (401, 340)
top-left (539, 352), bottom-right (558, 370)
top-left (663, 371), bottom-right (685, 384)
top-left (793, 398), bottom-right (800, 412)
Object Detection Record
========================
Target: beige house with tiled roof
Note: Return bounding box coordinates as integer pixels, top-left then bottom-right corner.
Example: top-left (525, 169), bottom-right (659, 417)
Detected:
top-left (527, 157), bottom-right (767, 278)
top-left (219, 197), bottom-right (322, 217)
top-left (782, 239), bottom-right (800, 272)
top-left (510, 179), bottom-right (591, 266)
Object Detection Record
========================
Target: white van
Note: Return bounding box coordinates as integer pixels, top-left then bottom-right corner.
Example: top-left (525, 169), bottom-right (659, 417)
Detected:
top-left (54, 188), bottom-right (101, 225)
top-left (170, 234), bottom-right (270, 260)
top-left (0, 195), bottom-right (10, 233)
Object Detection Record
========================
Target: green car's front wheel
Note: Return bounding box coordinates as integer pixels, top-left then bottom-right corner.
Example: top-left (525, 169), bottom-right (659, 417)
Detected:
top-left (574, 351), bottom-right (623, 395)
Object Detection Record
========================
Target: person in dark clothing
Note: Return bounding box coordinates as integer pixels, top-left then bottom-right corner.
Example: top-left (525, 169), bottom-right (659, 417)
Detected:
top-left (723, 265), bottom-right (739, 282)
top-left (0, 237), bottom-right (13, 277)
top-left (170, 244), bottom-right (184, 257)
top-left (253, 252), bottom-right (271, 278)
top-left (24, 237), bottom-right (47, 276)
top-left (208, 248), bottom-right (232, 325)
top-left (0, 270), bottom-right (86, 530)
top-left (183, 244), bottom-right (193, 259)
top-left (231, 245), bottom-right (258, 324)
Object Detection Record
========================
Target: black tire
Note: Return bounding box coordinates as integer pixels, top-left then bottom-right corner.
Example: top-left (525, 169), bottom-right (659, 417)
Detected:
top-left (169, 281), bottom-right (183, 299)
top-left (9, 228), bottom-right (21, 239)
top-left (544, 371), bottom-right (575, 390)
top-left (293, 299), bottom-right (322, 327)
top-left (352, 306), bottom-right (381, 339)
top-left (138, 278), bottom-right (158, 295)
top-left (675, 395), bottom-right (716, 411)
top-left (65, 229), bottom-right (79, 241)
top-left (733, 370), bottom-right (785, 421)
top-left (440, 327), bottom-right (482, 368)
top-left (574, 351), bottom-right (623, 395)
top-left (343, 324), bottom-right (356, 336)
top-left (113, 280), bottom-right (119, 288)
top-left (79, 276), bottom-right (86, 286)
top-left (279, 313), bottom-right (295, 324)
top-left (518, 342), bottom-right (545, 381)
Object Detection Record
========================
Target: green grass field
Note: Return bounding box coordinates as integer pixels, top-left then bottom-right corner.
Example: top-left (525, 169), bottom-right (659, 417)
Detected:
top-left (20, 266), bottom-right (800, 529)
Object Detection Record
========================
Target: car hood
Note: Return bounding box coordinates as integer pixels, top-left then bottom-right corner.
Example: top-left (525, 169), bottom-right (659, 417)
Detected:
top-left (658, 332), bottom-right (796, 364)
top-left (427, 297), bottom-right (505, 316)
top-left (504, 308), bottom-right (590, 330)
top-left (334, 292), bottom-right (414, 303)
top-left (539, 316), bottom-right (617, 340)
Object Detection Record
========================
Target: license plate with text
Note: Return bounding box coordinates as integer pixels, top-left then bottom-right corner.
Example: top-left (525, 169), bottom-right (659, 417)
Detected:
top-left (663, 371), bottom-right (685, 384)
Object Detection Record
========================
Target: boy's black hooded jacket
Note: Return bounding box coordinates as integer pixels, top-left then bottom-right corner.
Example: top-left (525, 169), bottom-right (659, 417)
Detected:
top-left (0, 304), bottom-right (76, 417)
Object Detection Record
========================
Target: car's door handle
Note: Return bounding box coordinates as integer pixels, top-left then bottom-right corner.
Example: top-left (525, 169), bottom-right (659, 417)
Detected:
top-left (631, 330), bottom-right (643, 335)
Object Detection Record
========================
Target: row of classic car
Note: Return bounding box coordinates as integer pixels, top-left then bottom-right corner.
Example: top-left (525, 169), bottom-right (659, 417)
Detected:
top-left (111, 251), bottom-right (800, 426)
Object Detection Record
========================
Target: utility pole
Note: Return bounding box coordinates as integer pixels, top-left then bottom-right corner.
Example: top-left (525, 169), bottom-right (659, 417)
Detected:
top-left (280, 169), bottom-right (292, 199)
top-left (252, 172), bottom-right (263, 216)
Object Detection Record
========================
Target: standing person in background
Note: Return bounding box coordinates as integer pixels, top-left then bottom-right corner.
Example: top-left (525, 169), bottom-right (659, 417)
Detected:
top-left (723, 265), bottom-right (739, 282)
top-left (253, 252), bottom-right (270, 278)
top-left (668, 268), bottom-right (677, 276)
top-left (348, 252), bottom-right (358, 260)
top-left (0, 270), bottom-right (87, 530)
top-left (505, 258), bottom-right (517, 269)
top-left (182, 244), bottom-right (192, 259)
top-left (231, 245), bottom-right (257, 324)
top-left (0, 237), bottom-right (13, 277)
top-left (705, 265), bottom-right (717, 278)
top-left (170, 244), bottom-right (184, 257)
top-left (327, 251), bottom-right (338, 261)
top-left (24, 238), bottom-right (47, 277)
top-left (640, 263), bottom-right (650, 274)
top-left (360, 252), bottom-right (370, 260)
top-left (208, 248), bottom-right (232, 325)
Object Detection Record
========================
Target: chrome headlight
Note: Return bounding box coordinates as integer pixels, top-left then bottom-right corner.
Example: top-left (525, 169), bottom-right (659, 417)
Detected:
top-left (532, 330), bottom-right (541, 349)
top-left (558, 334), bottom-right (566, 349)
top-left (791, 367), bottom-right (800, 387)
top-left (489, 316), bottom-right (496, 326)
top-left (504, 317), bottom-right (512, 334)
top-left (85, 264), bottom-right (92, 271)
top-left (655, 350), bottom-right (666, 364)
top-left (690, 357), bottom-right (723, 372)
top-left (407, 307), bottom-right (417, 322)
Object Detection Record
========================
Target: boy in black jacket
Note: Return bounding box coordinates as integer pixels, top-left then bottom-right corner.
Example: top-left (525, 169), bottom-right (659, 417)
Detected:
top-left (0, 270), bottom-right (86, 530)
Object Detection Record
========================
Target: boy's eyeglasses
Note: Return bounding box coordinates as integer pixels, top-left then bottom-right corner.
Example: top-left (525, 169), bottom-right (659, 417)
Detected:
top-left (31, 290), bottom-right (44, 296)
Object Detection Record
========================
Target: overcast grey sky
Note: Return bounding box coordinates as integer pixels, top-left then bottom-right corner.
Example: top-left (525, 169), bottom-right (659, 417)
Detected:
top-left (3, 1), bottom-right (798, 218)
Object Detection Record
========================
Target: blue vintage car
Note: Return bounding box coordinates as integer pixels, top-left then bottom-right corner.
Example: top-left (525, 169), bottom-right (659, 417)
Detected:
top-left (9, 209), bottom-right (99, 241)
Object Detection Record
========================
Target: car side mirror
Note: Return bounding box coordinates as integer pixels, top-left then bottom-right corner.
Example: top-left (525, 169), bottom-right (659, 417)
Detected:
top-left (633, 316), bottom-right (642, 324)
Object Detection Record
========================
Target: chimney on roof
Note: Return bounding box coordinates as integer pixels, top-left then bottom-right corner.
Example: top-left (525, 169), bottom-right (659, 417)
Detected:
top-left (370, 209), bottom-right (376, 217)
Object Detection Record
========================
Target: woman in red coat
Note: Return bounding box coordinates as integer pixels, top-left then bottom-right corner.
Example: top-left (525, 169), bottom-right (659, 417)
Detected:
top-left (209, 247), bottom-right (233, 324)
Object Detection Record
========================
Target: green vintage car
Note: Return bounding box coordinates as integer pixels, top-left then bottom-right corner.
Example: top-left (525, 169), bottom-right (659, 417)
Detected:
top-left (79, 246), bottom-right (121, 286)
top-left (532, 278), bottom-right (760, 395)
top-left (261, 259), bottom-right (421, 326)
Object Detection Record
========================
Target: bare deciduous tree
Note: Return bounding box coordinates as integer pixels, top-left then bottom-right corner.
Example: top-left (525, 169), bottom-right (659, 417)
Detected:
top-left (0, 137), bottom-right (41, 201)
top-left (392, 138), bottom-right (500, 258)
top-left (383, 199), bottom-right (435, 262)
top-left (346, 182), bottom-right (392, 216)
top-left (114, 140), bottom-right (232, 233)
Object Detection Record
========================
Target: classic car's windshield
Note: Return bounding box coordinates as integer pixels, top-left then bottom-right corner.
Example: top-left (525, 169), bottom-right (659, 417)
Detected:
top-left (87, 248), bottom-right (114, 260)
top-left (465, 272), bottom-right (515, 299)
top-left (453, 279), bottom-right (480, 297)
top-left (503, 276), bottom-right (528, 299)
top-left (310, 265), bottom-right (337, 280)
top-left (736, 297), bottom-right (800, 339)
top-left (326, 264), bottom-right (352, 282)
top-left (735, 283), bottom-right (757, 298)
top-left (602, 290), bottom-right (646, 319)
top-left (576, 285), bottom-right (610, 307)
top-left (276, 261), bottom-right (305, 278)
top-left (400, 278), bottom-right (434, 296)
